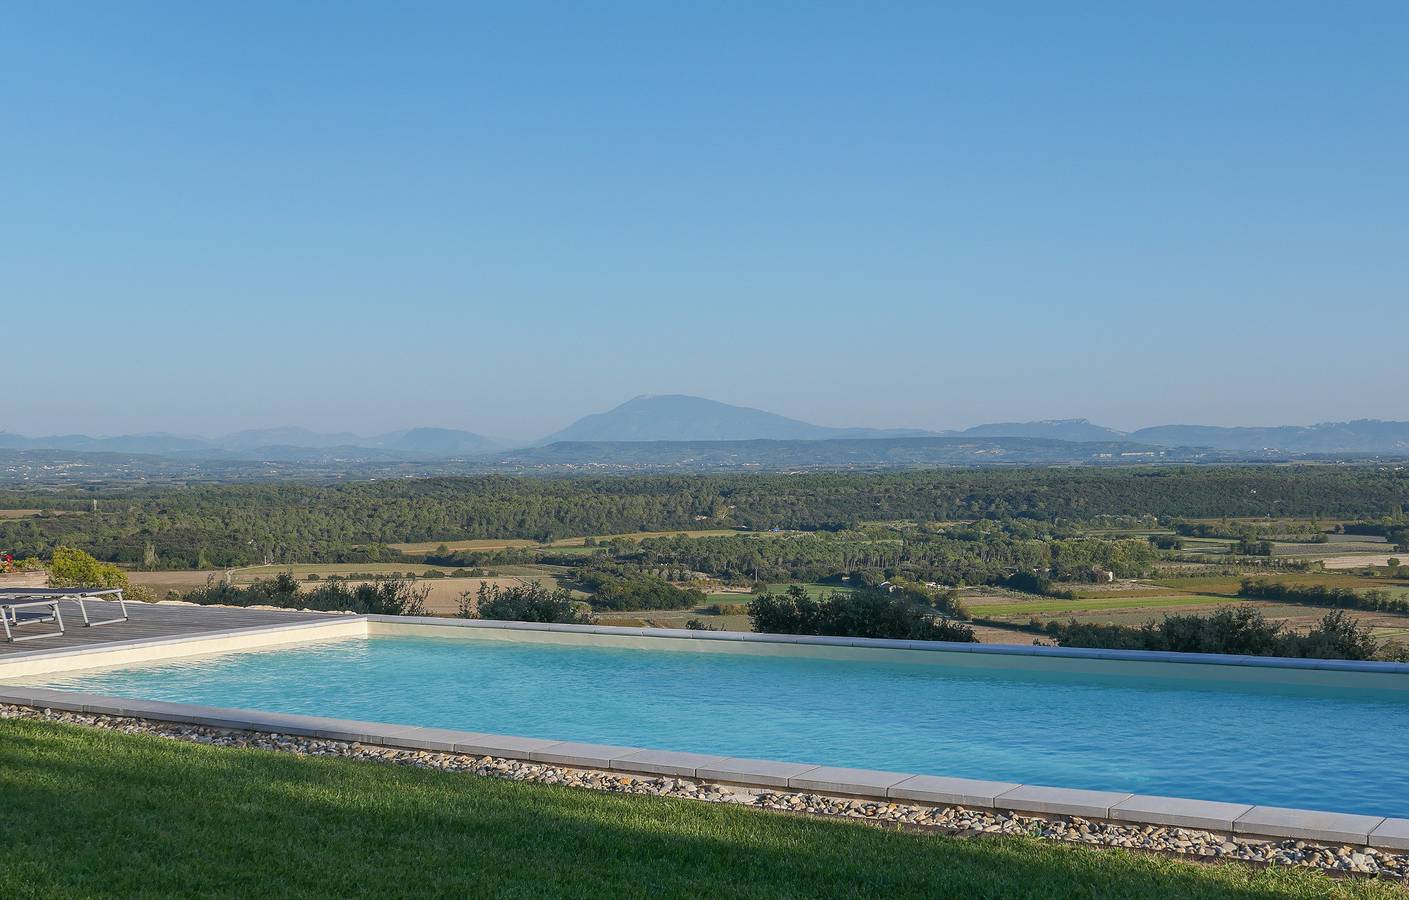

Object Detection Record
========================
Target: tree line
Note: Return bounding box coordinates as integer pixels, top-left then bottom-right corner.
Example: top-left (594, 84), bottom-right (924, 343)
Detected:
top-left (3, 466), bottom-right (1407, 568)
top-left (1238, 578), bottom-right (1409, 614)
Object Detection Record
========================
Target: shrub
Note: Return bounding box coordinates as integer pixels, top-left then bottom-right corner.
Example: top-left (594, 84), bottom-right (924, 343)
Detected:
top-left (46, 546), bottom-right (154, 602)
top-left (183, 573), bottom-right (426, 615)
top-left (705, 602), bottom-right (751, 616)
top-left (576, 566), bottom-right (705, 611)
top-left (1239, 578), bottom-right (1409, 614)
top-left (458, 581), bottom-right (592, 625)
top-left (750, 586), bottom-right (976, 642)
top-left (47, 546), bottom-right (130, 590)
top-left (1039, 606), bottom-right (1392, 661)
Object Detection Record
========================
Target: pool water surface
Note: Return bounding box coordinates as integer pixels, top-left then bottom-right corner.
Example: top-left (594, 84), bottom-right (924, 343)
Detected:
top-left (20, 634), bottom-right (1409, 817)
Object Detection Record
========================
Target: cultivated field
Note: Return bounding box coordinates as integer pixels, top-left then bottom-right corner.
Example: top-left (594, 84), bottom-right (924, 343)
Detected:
top-left (390, 529), bottom-right (746, 555)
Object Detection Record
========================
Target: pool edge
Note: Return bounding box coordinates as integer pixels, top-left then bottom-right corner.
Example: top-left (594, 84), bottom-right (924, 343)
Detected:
top-left (1, 683), bottom-right (1405, 852)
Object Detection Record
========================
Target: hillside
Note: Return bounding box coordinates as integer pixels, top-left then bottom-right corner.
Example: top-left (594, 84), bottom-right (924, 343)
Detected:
top-left (540, 395), bottom-right (932, 443)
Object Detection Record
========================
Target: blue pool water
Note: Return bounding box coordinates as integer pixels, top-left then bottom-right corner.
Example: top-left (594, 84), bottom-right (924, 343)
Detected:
top-left (22, 635), bottom-right (1409, 817)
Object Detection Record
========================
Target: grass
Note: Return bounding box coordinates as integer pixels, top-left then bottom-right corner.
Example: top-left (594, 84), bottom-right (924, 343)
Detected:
top-left (1149, 574), bottom-right (1409, 598)
top-left (2, 719), bottom-right (1400, 899)
top-left (386, 538), bottom-right (539, 553)
top-left (720, 582), bottom-right (854, 601)
top-left (391, 529), bottom-right (745, 555)
top-left (972, 594), bottom-right (1228, 618)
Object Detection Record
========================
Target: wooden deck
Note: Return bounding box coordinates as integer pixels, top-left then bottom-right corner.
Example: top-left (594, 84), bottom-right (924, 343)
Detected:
top-left (0, 600), bottom-right (345, 656)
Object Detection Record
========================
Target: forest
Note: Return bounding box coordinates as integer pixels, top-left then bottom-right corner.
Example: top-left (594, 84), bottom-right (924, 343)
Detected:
top-left (1, 466), bottom-right (1407, 568)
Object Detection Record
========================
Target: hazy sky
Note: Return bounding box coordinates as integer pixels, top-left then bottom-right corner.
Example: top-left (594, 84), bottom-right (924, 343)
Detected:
top-left (4, 2), bottom-right (1406, 441)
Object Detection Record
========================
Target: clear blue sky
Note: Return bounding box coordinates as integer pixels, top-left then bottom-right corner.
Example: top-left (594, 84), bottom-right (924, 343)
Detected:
top-left (4, 2), bottom-right (1406, 440)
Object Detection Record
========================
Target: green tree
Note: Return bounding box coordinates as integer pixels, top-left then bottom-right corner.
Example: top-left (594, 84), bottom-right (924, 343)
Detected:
top-left (47, 546), bottom-right (132, 590)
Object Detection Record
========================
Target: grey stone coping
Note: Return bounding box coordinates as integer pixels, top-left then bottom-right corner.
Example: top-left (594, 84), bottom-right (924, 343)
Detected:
top-left (368, 614), bottom-right (1409, 675)
top-left (609, 749), bottom-right (732, 777)
top-left (693, 757), bottom-right (822, 787)
top-left (788, 766), bottom-right (913, 795)
top-left (6, 609), bottom-right (1407, 680)
top-left (995, 785), bottom-right (1135, 819)
top-left (1111, 795), bottom-right (1254, 832)
top-left (1371, 818), bottom-right (1409, 851)
top-left (528, 741), bottom-right (644, 768)
top-left (888, 774), bottom-right (1022, 808)
top-left (1, 684), bottom-right (1403, 850)
top-left (1233, 806), bottom-right (1387, 844)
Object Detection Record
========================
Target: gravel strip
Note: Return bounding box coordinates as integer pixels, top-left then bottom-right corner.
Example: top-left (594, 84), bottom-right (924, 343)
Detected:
top-left (3, 703), bottom-right (1404, 880)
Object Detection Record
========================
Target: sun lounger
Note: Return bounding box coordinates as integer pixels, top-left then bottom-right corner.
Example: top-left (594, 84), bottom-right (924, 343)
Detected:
top-left (0, 588), bottom-right (128, 642)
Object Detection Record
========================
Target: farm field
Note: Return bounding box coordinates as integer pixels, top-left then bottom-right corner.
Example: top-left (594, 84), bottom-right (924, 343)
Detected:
top-left (967, 594), bottom-right (1223, 618)
top-left (128, 563), bottom-right (465, 597)
top-left (1147, 573), bottom-right (1409, 597)
top-left (708, 581), bottom-right (852, 602)
top-left (0, 508), bottom-right (42, 519)
top-left (967, 568), bottom-right (1409, 650)
top-left (387, 538), bottom-right (538, 554)
top-left (390, 528), bottom-right (747, 555)
top-left (128, 564), bottom-right (574, 612)
top-left (1322, 554), bottom-right (1409, 570)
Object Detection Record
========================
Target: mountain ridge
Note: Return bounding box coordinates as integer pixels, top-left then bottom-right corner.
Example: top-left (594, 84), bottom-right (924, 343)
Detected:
top-left (540, 395), bottom-right (933, 444)
top-left (6, 398), bottom-right (1409, 458)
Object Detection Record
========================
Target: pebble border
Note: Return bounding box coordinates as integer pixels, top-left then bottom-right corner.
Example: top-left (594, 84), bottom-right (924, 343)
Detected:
top-left (3, 703), bottom-right (1404, 881)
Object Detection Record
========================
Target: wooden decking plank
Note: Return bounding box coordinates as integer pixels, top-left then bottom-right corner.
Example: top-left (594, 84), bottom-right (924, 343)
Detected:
top-left (0, 601), bottom-right (343, 655)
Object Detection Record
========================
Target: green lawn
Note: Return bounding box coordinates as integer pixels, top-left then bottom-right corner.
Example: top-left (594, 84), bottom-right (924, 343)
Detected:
top-left (974, 594), bottom-right (1228, 617)
top-left (1, 720), bottom-right (1401, 898)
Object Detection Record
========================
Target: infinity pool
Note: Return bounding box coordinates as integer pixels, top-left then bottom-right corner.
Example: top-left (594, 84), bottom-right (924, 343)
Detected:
top-left (21, 634), bottom-right (1409, 817)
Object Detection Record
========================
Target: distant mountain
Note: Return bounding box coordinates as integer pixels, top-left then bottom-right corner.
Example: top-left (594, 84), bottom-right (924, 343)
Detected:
top-left (540, 395), bottom-right (933, 444)
top-left (952, 419), bottom-right (1127, 442)
top-left (0, 426), bottom-right (501, 459)
top-left (0, 432), bottom-right (213, 454)
top-left (947, 417), bottom-right (1409, 453)
top-left (219, 427), bottom-right (364, 450)
top-left (1129, 420), bottom-right (1409, 454)
top-left (371, 427), bottom-right (502, 455)
top-left (6, 409), bottom-right (1409, 465)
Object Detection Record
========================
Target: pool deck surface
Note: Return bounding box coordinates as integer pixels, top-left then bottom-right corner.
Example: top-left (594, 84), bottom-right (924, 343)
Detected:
top-left (0, 600), bottom-right (342, 656)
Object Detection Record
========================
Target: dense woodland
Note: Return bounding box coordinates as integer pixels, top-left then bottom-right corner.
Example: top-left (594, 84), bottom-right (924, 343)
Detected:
top-left (3, 467), bottom-right (1408, 568)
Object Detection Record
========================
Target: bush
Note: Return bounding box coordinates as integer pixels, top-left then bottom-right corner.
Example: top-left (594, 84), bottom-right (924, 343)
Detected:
top-left (47, 546), bottom-right (130, 590)
top-left (458, 581), bottom-right (592, 625)
top-left (1239, 578), bottom-right (1409, 614)
top-left (576, 566), bottom-right (705, 611)
top-left (45, 546), bottom-right (155, 602)
top-left (705, 602), bottom-right (751, 616)
top-left (750, 586), bottom-right (976, 642)
top-left (1039, 606), bottom-right (1393, 661)
top-left (183, 573), bottom-right (427, 615)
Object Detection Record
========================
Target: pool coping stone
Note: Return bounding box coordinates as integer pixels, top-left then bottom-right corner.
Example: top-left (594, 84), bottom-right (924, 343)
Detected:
top-left (787, 766), bottom-right (914, 795)
top-left (362, 615), bottom-right (1409, 674)
top-left (0, 684), bottom-right (1401, 850)
top-left (1370, 818), bottom-right (1409, 851)
top-left (887, 774), bottom-right (1022, 808)
top-left (995, 785), bottom-right (1135, 819)
top-left (4, 611), bottom-right (1408, 851)
top-left (1110, 795), bottom-right (1254, 832)
top-left (1233, 806), bottom-right (1387, 844)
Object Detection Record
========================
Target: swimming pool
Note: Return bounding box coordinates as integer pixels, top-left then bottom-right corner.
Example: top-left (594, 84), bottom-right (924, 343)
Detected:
top-left (18, 631), bottom-right (1409, 818)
